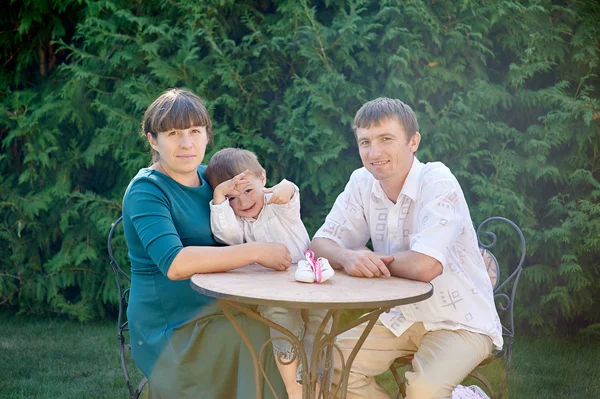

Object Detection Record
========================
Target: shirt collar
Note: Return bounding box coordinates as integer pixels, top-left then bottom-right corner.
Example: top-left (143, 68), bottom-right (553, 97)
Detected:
top-left (372, 156), bottom-right (423, 202)
top-left (400, 156), bottom-right (423, 202)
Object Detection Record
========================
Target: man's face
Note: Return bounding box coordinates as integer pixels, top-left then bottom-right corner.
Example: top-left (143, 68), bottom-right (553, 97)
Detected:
top-left (356, 118), bottom-right (420, 187)
top-left (227, 173), bottom-right (266, 219)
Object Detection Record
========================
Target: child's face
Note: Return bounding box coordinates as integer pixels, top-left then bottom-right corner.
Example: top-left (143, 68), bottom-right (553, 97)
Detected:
top-left (227, 172), bottom-right (266, 219)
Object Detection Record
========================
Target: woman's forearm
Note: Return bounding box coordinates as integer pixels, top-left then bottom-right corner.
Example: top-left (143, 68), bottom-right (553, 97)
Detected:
top-left (167, 244), bottom-right (260, 280)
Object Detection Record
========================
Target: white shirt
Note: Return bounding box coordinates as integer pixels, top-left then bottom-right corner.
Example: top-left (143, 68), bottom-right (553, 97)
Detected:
top-left (210, 185), bottom-right (310, 263)
top-left (314, 157), bottom-right (503, 349)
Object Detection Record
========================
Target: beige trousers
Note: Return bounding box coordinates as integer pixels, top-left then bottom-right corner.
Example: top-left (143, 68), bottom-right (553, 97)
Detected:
top-left (331, 320), bottom-right (492, 399)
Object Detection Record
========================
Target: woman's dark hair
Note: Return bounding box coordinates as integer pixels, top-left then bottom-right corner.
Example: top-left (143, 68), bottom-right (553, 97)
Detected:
top-left (142, 88), bottom-right (213, 162)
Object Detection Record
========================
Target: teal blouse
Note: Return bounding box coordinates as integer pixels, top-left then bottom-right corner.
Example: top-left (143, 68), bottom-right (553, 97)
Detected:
top-left (122, 165), bottom-right (217, 373)
top-left (122, 165), bottom-right (284, 398)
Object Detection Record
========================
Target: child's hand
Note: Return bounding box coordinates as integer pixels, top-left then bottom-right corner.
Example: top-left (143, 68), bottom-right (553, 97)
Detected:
top-left (213, 170), bottom-right (251, 205)
top-left (263, 179), bottom-right (295, 205)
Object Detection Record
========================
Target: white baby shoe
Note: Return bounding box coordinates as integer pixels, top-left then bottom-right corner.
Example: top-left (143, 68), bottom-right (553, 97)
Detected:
top-left (295, 250), bottom-right (335, 283)
top-left (295, 260), bottom-right (316, 283)
top-left (317, 257), bottom-right (335, 283)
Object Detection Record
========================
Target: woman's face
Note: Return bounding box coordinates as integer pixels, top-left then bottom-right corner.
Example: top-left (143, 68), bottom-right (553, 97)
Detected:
top-left (147, 126), bottom-right (208, 182)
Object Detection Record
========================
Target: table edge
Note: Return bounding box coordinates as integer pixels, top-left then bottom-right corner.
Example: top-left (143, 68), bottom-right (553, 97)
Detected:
top-left (190, 279), bottom-right (433, 309)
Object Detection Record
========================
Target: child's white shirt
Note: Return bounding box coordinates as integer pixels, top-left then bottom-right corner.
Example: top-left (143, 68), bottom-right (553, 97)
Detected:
top-left (210, 184), bottom-right (310, 263)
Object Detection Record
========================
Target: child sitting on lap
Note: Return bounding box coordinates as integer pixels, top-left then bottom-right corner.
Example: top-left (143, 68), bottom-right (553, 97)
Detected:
top-left (205, 148), bottom-right (334, 399)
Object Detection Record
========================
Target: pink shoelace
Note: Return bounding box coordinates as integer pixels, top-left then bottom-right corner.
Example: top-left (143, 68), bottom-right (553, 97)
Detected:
top-left (304, 250), bottom-right (323, 283)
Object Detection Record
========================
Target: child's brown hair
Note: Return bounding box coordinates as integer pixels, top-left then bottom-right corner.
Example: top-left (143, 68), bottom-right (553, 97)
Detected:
top-left (205, 148), bottom-right (265, 189)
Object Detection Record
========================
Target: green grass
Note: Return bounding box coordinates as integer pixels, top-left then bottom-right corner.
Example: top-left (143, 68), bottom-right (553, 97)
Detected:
top-left (0, 312), bottom-right (143, 399)
top-left (1, 311), bottom-right (599, 398)
top-left (376, 336), bottom-right (600, 398)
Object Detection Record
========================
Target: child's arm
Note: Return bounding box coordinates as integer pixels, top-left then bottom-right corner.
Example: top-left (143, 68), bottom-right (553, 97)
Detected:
top-left (213, 170), bottom-right (251, 205)
top-left (264, 179), bottom-right (303, 222)
top-left (210, 200), bottom-right (245, 245)
top-left (263, 179), bottom-right (296, 205)
top-left (210, 171), bottom-right (250, 245)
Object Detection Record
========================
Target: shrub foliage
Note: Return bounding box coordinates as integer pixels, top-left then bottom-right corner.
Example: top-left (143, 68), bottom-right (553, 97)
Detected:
top-left (1, 0), bottom-right (598, 334)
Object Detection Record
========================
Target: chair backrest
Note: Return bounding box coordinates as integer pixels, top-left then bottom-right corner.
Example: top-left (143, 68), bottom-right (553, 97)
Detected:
top-left (108, 215), bottom-right (147, 399)
top-left (476, 217), bottom-right (526, 356)
top-left (480, 248), bottom-right (499, 290)
top-left (108, 215), bottom-right (130, 335)
top-left (108, 215), bottom-right (130, 284)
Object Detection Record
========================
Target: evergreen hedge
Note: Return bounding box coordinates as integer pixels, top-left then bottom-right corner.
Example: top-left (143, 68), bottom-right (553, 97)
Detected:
top-left (1, 0), bottom-right (598, 335)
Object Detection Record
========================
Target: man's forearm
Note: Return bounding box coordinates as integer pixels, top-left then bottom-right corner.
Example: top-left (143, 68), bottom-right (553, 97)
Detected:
top-left (309, 238), bottom-right (346, 270)
top-left (387, 250), bottom-right (442, 282)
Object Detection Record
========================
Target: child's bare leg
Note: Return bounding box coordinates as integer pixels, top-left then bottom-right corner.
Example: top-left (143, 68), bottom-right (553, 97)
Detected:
top-left (257, 306), bottom-right (304, 399)
top-left (315, 381), bottom-right (321, 398)
top-left (302, 309), bottom-right (333, 399)
top-left (274, 357), bottom-right (302, 399)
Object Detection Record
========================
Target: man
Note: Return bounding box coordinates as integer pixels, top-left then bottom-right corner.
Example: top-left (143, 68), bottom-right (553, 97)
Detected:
top-left (310, 98), bottom-right (502, 398)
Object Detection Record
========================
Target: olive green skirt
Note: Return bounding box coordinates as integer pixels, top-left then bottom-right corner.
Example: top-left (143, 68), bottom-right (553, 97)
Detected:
top-left (146, 301), bottom-right (285, 399)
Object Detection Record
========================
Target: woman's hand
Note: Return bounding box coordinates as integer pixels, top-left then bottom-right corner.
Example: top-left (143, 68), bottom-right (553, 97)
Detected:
top-left (250, 242), bottom-right (292, 271)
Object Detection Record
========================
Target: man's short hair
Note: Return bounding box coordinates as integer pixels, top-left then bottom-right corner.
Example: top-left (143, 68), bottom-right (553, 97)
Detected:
top-left (353, 98), bottom-right (419, 141)
top-left (205, 148), bottom-right (265, 189)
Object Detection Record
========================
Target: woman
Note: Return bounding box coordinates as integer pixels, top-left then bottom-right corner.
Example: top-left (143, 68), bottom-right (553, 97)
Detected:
top-left (122, 88), bottom-right (290, 398)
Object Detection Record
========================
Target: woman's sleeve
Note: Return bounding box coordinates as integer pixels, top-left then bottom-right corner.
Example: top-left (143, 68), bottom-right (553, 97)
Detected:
top-left (124, 180), bottom-right (183, 276)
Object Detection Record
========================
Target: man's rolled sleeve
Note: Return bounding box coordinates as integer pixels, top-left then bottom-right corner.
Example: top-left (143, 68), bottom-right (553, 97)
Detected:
top-left (210, 200), bottom-right (244, 245)
top-left (314, 173), bottom-right (370, 249)
top-left (410, 180), bottom-right (463, 269)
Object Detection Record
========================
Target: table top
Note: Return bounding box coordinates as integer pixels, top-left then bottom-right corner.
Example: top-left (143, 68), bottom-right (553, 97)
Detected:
top-left (191, 264), bottom-right (433, 309)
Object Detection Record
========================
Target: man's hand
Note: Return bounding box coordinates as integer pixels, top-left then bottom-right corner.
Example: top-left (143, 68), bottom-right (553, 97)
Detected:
top-left (263, 179), bottom-right (295, 205)
top-left (341, 249), bottom-right (393, 278)
top-left (250, 242), bottom-right (292, 271)
top-left (213, 170), bottom-right (251, 205)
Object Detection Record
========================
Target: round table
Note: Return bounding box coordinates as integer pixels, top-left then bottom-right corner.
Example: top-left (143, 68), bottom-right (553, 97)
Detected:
top-left (191, 264), bottom-right (433, 398)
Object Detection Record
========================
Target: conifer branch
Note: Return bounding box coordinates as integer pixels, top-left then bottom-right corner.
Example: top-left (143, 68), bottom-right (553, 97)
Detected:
top-left (0, 273), bottom-right (21, 280)
top-left (302, 4), bottom-right (332, 72)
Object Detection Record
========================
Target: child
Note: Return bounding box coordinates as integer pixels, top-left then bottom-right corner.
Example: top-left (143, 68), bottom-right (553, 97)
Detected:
top-left (205, 148), bottom-right (334, 399)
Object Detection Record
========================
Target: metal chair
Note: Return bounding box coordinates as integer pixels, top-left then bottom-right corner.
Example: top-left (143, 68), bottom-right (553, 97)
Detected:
top-left (108, 215), bottom-right (148, 399)
top-left (389, 216), bottom-right (526, 399)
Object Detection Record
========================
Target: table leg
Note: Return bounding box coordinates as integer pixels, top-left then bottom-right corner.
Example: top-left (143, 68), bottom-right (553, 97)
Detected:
top-left (219, 299), bottom-right (388, 399)
top-left (310, 309), bottom-right (338, 398)
top-left (218, 299), bottom-right (309, 399)
top-left (325, 308), bottom-right (388, 399)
